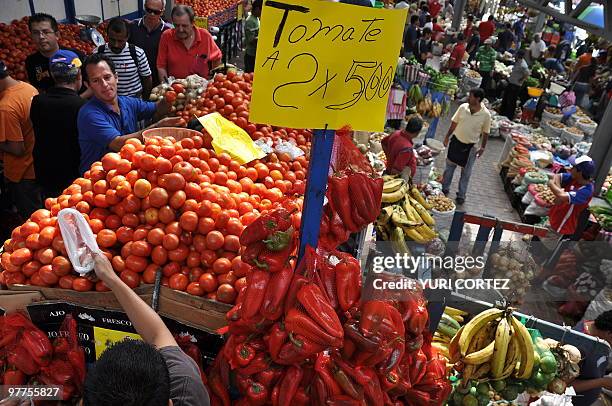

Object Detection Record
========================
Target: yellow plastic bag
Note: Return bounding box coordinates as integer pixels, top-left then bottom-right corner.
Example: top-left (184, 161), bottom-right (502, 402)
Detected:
top-left (197, 112), bottom-right (266, 164)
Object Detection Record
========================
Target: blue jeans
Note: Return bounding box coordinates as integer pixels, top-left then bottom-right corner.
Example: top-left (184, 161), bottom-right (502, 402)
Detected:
top-left (441, 146), bottom-right (477, 199)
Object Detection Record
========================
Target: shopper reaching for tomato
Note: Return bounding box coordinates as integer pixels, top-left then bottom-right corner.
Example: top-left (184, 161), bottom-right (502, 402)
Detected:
top-left (77, 53), bottom-right (186, 175)
top-left (82, 252), bottom-right (210, 406)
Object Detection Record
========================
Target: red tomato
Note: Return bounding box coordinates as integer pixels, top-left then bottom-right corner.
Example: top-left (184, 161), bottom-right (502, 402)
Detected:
top-left (169, 273), bottom-right (189, 291)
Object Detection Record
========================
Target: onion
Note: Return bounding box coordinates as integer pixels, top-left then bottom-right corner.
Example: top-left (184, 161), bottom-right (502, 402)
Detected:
top-left (547, 377), bottom-right (567, 395)
top-left (561, 344), bottom-right (581, 363)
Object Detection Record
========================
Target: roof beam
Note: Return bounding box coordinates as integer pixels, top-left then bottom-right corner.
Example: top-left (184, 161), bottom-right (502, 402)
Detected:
top-left (570, 0), bottom-right (595, 18)
top-left (518, 0), bottom-right (612, 41)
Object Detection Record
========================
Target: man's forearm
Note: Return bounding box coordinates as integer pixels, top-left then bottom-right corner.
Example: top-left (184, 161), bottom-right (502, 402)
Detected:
top-left (109, 131), bottom-right (144, 152)
top-left (105, 274), bottom-right (176, 348)
top-left (480, 133), bottom-right (488, 149)
top-left (571, 378), bottom-right (605, 393)
top-left (152, 100), bottom-right (171, 122)
top-left (142, 76), bottom-right (153, 100)
top-left (157, 67), bottom-right (168, 83)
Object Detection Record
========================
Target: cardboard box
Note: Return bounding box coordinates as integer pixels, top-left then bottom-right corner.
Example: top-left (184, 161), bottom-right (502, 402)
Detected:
top-left (0, 289), bottom-right (45, 315)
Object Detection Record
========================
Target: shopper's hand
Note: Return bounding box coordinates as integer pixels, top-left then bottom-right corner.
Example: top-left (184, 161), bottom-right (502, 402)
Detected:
top-left (602, 377), bottom-right (612, 390)
top-left (156, 117), bottom-right (187, 128)
top-left (476, 147), bottom-right (485, 158)
top-left (93, 251), bottom-right (119, 287)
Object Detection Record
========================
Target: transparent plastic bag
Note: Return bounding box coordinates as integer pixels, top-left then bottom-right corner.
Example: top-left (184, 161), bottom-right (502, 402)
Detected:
top-left (57, 208), bottom-right (101, 276)
top-left (274, 140), bottom-right (305, 159)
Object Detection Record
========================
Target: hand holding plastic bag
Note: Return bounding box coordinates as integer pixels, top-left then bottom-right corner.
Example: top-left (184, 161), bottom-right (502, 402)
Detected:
top-left (57, 208), bottom-right (102, 276)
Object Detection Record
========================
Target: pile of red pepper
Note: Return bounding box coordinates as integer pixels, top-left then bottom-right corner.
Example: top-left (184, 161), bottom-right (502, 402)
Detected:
top-left (207, 246), bottom-right (451, 406)
top-left (319, 128), bottom-right (384, 249)
top-left (0, 313), bottom-right (86, 401)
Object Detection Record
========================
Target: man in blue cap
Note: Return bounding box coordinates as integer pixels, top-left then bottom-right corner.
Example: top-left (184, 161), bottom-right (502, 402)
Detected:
top-left (31, 49), bottom-right (87, 198)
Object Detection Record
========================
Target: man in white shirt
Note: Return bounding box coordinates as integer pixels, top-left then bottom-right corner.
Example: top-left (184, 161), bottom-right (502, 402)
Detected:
top-left (441, 88), bottom-right (491, 205)
top-left (97, 17), bottom-right (153, 99)
top-left (529, 34), bottom-right (547, 64)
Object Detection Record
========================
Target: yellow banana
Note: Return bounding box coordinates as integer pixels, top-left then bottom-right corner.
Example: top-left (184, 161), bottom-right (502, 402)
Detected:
top-left (459, 308), bottom-right (504, 356)
top-left (391, 207), bottom-right (422, 227)
top-left (463, 340), bottom-right (495, 365)
top-left (498, 334), bottom-right (520, 379)
top-left (444, 306), bottom-right (469, 317)
top-left (390, 226), bottom-right (412, 255)
top-left (378, 205), bottom-right (395, 224)
top-left (462, 327), bottom-right (487, 381)
top-left (432, 342), bottom-right (450, 359)
top-left (450, 314), bottom-right (465, 324)
top-left (510, 314), bottom-right (535, 379)
top-left (491, 318), bottom-right (512, 378)
top-left (409, 197), bottom-right (435, 226)
top-left (382, 185), bottom-right (408, 203)
top-left (382, 174), bottom-right (398, 182)
top-left (401, 226), bottom-right (429, 244)
top-left (410, 186), bottom-right (433, 209)
top-left (375, 224), bottom-right (390, 241)
top-left (448, 326), bottom-right (463, 363)
top-left (383, 179), bottom-right (405, 193)
top-left (416, 224), bottom-right (437, 240)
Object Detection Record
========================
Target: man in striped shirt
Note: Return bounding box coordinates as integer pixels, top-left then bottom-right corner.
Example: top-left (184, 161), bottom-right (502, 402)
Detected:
top-left (97, 17), bottom-right (152, 99)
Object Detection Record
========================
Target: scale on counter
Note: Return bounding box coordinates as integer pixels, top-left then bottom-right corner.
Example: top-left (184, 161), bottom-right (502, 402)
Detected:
top-left (75, 15), bottom-right (105, 46)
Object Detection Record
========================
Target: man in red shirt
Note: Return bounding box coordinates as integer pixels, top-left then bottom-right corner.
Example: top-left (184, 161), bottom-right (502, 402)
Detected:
top-left (478, 15), bottom-right (496, 42)
top-left (464, 15), bottom-right (474, 40)
top-left (157, 5), bottom-right (222, 82)
top-left (428, 0), bottom-right (442, 18)
top-left (447, 33), bottom-right (466, 76)
top-left (382, 116), bottom-right (423, 180)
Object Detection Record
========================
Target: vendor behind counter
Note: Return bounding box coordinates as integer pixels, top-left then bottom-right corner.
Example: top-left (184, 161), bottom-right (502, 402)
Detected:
top-left (381, 116), bottom-right (424, 182)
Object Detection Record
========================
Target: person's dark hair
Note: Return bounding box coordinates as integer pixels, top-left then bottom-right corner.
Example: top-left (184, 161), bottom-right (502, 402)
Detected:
top-left (587, 47), bottom-right (594, 53)
top-left (505, 22), bottom-right (511, 29)
top-left (28, 13), bottom-right (58, 32)
top-left (423, 27), bottom-right (432, 35)
top-left (405, 116), bottom-right (423, 134)
top-left (107, 17), bottom-right (129, 35)
top-left (252, 0), bottom-right (263, 10)
top-left (171, 4), bottom-right (195, 22)
top-left (0, 61), bottom-right (8, 80)
top-left (83, 340), bottom-right (170, 406)
top-left (411, 15), bottom-right (420, 24)
top-left (516, 49), bottom-right (526, 58)
top-left (457, 33), bottom-right (465, 41)
top-left (470, 87), bottom-right (485, 102)
top-left (488, 15), bottom-right (494, 21)
top-left (422, 5), bottom-right (429, 12)
top-left (82, 53), bottom-right (116, 83)
top-left (594, 310), bottom-right (612, 333)
top-left (467, 15), bottom-right (474, 22)
top-left (50, 65), bottom-right (80, 85)
top-left (420, 1), bottom-right (426, 7)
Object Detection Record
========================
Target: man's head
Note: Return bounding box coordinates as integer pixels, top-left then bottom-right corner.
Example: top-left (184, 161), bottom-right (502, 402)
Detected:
top-left (421, 5), bottom-right (429, 13)
top-left (144, 0), bottom-right (165, 26)
top-left (107, 18), bottom-right (130, 54)
top-left (570, 155), bottom-right (595, 182)
top-left (586, 46), bottom-right (594, 54)
top-left (29, 13), bottom-right (60, 56)
top-left (484, 38), bottom-right (493, 48)
top-left (83, 53), bottom-right (118, 104)
top-left (49, 49), bottom-right (82, 89)
top-left (252, 0), bottom-right (263, 18)
top-left (457, 33), bottom-right (465, 42)
top-left (0, 61), bottom-right (8, 80)
top-left (515, 49), bottom-right (526, 61)
top-left (488, 15), bottom-right (494, 21)
top-left (468, 87), bottom-right (485, 106)
top-left (505, 22), bottom-right (511, 30)
top-left (592, 310), bottom-right (612, 346)
top-left (533, 33), bottom-right (541, 42)
top-left (410, 15), bottom-right (419, 25)
top-left (83, 339), bottom-right (171, 406)
top-left (171, 5), bottom-right (195, 40)
top-left (423, 27), bottom-right (432, 39)
top-left (467, 15), bottom-right (474, 23)
top-left (404, 116), bottom-right (423, 138)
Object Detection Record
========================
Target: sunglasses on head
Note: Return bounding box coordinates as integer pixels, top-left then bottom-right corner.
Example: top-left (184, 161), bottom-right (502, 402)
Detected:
top-left (145, 7), bottom-right (163, 15)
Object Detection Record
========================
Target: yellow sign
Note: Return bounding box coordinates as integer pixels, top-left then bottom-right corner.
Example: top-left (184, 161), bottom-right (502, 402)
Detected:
top-left (238, 3), bottom-right (245, 19)
top-left (194, 16), bottom-right (208, 30)
top-left (249, 0), bottom-right (406, 132)
top-left (94, 326), bottom-right (141, 360)
top-left (197, 113), bottom-right (266, 164)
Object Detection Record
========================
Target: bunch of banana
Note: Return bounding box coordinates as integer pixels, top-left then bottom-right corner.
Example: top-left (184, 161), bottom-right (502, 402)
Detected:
top-left (434, 306), bottom-right (468, 361)
top-left (382, 178), bottom-right (408, 203)
top-left (431, 101), bottom-right (442, 118)
top-left (407, 84), bottom-right (424, 107)
top-left (451, 308), bottom-right (536, 382)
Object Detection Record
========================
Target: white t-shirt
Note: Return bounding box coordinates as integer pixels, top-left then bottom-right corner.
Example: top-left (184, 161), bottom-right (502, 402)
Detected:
top-left (529, 40), bottom-right (547, 59)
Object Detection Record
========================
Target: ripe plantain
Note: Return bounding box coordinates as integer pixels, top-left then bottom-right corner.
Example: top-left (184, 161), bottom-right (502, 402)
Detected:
top-left (510, 314), bottom-right (535, 379)
top-left (463, 340), bottom-right (495, 365)
top-left (491, 317), bottom-right (512, 378)
top-left (383, 179), bottom-right (405, 193)
top-left (410, 186), bottom-right (433, 209)
top-left (382, 184), bottom-right (408, 203)
top-left (459, 308), bottom-right (504, 356)
top-left (444, 306), bottom-right (469, 317)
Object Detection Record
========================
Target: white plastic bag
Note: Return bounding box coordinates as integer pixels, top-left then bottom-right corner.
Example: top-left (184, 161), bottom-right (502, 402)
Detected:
top-left (274, 141), bottom-right (304, 159)
top-left (57, 208), bottom-right (102, 276)
top-left (525, 200), bottom-right (550, 217)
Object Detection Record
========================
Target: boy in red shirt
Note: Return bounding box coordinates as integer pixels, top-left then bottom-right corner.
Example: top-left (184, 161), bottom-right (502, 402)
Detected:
top-left (382, 116), bottom-right (424, 181)
top-left (479, 15), bottom-right (496, 42)
top-left (448, 33), bottom-right (466, 76)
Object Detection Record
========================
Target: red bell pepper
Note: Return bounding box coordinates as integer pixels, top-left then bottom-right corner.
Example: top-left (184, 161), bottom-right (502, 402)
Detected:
top-left (262, 228), bottom-right (294, 251)
top-left (314, 353), bottom-right (343, 396)
top-left (360, 301), bottom-right (400, 338)
top-left (354, 367), bottom-right (384, 405)
top-left (335, 257), bottom-right (361, 312)
top-left (2, 369), bottom-right (26, 385)
top-left (326, 395), bottom-right (364, 406)
top-left (253, 240), bottom-right (295, 273)
top-left (403, 388), bottom-right (432, 406)
top-left (227, 303), bottom-right (243, 322)
top-left (381, 370), bottom-right (400, 391)
top-left (289, 332), bottom-right (326, 355)
top-left (313, 375), bottom-right (329, 406)
top-left (343, 321), bottom-right (381, 352)
top-left (234, 343), bottom-right (256, 367)
top-left (256, 368), bottom-right (282, 388)
top-left (271, 385), bottom-right (280, 406)
top-left (237, 352), bottom-right (269, 376)
top-left (293, 387), bottom-right (310, 406)
top-left (406, 304), bottom-right (429, 336)
top-left (318, 258), bottom-right (339, 310)
top-left (285, 308), bottom-right (343, 347)
top-left (22, 328), bottom-right (52, 366)
top-left (209, 374), bottom-right (230, 406)
top-left (242, 241), bottom-right (266, 267)
top-left (342, 336), bottom-right (357, 360)
top-left (297, 283), bottom-right (343, 338)
top-left (278, 365), bottom-right (303, 406)
top-left (266, 322), bottom-right (288, 362)
top-left (261, 265), bottom-right (293, 320)
top-left (0, 329), bottom-right (17, 349)
top-left (332, 367), bottom-right (363, 401)
top-left (246, 382), bottom-right (268, 406)
top-left (240, 206), bottom-right (294, 245)
top-left (241, 270), bottom-right (270, 320)
top-left (409, 350), bottom-right (428, 386)
top-left (328, 174), bottom-right (359, 232)
top-left (54, 337), bottom-right (71, 355)
top-left (284, 274), bottom-right (308, 315)
top-left (276, 341), bottom-right (309, 365)
top-left (8, 344), bottom-right (39, 375)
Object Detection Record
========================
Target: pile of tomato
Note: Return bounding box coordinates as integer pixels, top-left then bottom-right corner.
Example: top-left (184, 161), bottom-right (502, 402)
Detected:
top-left (0, 72), bottom-right (311, 306)
top-left (0, 18), bottom-right (99, 81)
top-left (176, 0), bottom-right (241, 18)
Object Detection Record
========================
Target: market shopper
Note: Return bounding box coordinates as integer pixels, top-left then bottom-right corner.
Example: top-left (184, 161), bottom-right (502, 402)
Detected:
top-left (0, 61), bottom-right (41, 220)
top-left (478, 15), bottom-right (496, 42)
top-left (129, 0), bottom-right (173, 87)
top-left (447, 33), bottom-right (466, 76)
top-left (157, 5), bottom-right (223, 82)
top-left (543, 45), bottom-right (566, 73)
top-left (415, 27), bottom-right (433, 66)
top-left (476, 38), bottom-right (497, 95)
top-left (466, 31), bottom-right (481, 63)
top-left (442, 88), bottom-right (491, 205)
top-left (500, 49), bottom-right (529, 119)
top-left (497, 23), bottom-right (515, 54)
top-left (403, 15), bottom-right (421, 58)
top-left (528, 34), bottom-right (547, 63)
top-left (572, 310), bottom-right (612, 406)
top-left (244, 0), bottom-right (262, 73)
top-left (381, 116), bottom-right (424, 181)
top-left (513, 15), bottom-right (526, 50)
top-left (464, 15), bottom-right (475, 41)
top-left (97, 18), bottom-right (153, 99)
top-left (83, 252), bottom-right (210, 406)
top-left (555, 30), bottom-right (572, 62)
top-left (77, 54), bottom-right (184, 174)
top-left (30, 50), bottom-right (86, 199)
top-left (25, 13), bottom-right (89, 96)
top-left (572, 57), bottom-right (598, 109)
